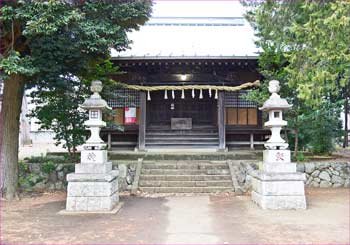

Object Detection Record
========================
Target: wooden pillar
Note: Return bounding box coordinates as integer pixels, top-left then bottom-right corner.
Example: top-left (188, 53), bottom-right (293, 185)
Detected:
top-left (218, 91), bottom-right (226, 150)
top-left (138, 91), bottom-right (146, 151)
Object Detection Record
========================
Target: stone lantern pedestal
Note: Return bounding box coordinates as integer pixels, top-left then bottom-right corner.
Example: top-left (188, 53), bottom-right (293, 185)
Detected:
top-left (65, 81), bottom-right (119, 212)
top-left (251, 80), bottom-right (306, 209)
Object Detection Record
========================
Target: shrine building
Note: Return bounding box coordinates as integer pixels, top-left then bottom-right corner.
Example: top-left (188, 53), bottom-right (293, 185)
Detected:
top-left (103, 1), bottom-right (268, 151)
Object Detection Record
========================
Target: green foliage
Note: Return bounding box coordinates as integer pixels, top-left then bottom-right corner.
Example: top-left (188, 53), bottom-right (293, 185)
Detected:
top-left (18, 160), bottom-right (29, 172)
top-left (284, 96), bottom-right (342, 155)
top-left (18, 173), bottom-right (44, 190)
top-left (18, 161), bottom-right (44, 190)
top-left (1, 1), bottom-right (151, 154)
top-left (25, 154), bottom-right (79, 163)
top-left (30, 81), bottom-right (88, 154)
top-left (41, 161), bottom-right (56, 174)
top-left (0, 51), bottom-right (38, 77)
top-left (242, 0), bottom-right (347, 154)
top-left (295, 152), bottom-right (305, 162)
top-left (304, 102), bottom-right (342, 154)
top-left (244, 1), bottom-right (350, 106)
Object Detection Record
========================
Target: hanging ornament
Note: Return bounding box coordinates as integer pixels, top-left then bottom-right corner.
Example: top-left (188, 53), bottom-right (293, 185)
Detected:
top-left (192, 89), bottom-right (195, 98)
top-left (209, 88), bottom-right (212, 98)
top-left (164, 90), bottom-right (168, 99)
top-left (199, 89), bottom-right (203, 99)
top-left (181, 89), bottom-right (185, 99)
top-left (214, 89), bottom-right (218, 99)
top-left (147, 91), bottom-right (151, 101)
top-left (172, 89), bottom-right (175, 99)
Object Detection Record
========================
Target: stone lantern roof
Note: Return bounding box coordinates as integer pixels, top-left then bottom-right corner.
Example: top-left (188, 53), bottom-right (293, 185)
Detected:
top-left (259, 80), bottom-right (292, 111)
top-left (80, 80), bottom-right (111, 110)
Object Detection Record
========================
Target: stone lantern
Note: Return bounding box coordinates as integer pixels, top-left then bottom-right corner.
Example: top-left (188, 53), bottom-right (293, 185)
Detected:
top-left (65, 80), bottom-right (119, 213)
top-left (260, 80), bottom-right (291, 150)
top-left (80, 80), bottom-right (111, 149)
top-left (251, 80), bottom-right (306, 210)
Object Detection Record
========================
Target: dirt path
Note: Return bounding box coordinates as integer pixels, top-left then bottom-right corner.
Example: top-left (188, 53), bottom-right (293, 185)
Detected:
top-left (1, 189), bottom-right (349, 244)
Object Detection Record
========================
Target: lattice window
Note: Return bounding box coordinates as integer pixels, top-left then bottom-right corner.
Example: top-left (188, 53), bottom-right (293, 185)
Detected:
top-left (108, 89), bottom-right (140, 108)
top-left (224, 90), bottom-right (257, 108)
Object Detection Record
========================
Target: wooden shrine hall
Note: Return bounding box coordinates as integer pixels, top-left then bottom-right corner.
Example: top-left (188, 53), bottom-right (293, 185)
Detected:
top-left (101, 4), bottom-right (269, 151)
top-left (102, 56), bottom-right (270, 151)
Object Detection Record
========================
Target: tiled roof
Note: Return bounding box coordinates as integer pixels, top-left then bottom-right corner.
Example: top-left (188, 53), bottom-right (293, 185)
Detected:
top-left (111, 1), bottom-right (259, 59)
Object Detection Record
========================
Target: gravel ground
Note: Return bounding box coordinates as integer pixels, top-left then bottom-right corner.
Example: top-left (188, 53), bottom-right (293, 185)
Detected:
top-left (1, 188), bottom-right (349, 244)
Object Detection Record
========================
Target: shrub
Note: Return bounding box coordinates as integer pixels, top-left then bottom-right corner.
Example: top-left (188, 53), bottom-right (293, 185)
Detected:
top-left (41, 161), bottom-right (56, 174)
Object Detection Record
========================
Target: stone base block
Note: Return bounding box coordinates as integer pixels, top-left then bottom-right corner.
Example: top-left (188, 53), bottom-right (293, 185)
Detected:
top-left (67, 179), bottom-right (118, 197)
top-left (259, 162), bottom-right (296, 173)
top-left (66, 171), bottom-right (119, 212)
top-left (75, 162), bottom-right (112, 174)
top-left (66, 193), bottom-right (119, 212)
top-left (263, 149), bottom-right (291, 164)
top-left (251, 170), bottom-right (307, 210)
top-left (250, 170), bottom-right (306, 181)
top-left (59, 202), bottom-right (123, 215)
top-left (252, 178), bottom-right (305, 196)
top-left (67, 170), bottom-right (118, 182)
top-left (252, 191), bottom-right (306, 210)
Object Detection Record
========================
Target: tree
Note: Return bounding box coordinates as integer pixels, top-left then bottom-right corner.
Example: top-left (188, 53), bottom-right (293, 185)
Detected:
top-left (243, 0), bottom-right (349, 155)
top-left (0, 0), bottom-right (152, 200)
top-left (29, 60), bottom-right (121, 156)
top-left (29, 78), bottom-right (88, 156)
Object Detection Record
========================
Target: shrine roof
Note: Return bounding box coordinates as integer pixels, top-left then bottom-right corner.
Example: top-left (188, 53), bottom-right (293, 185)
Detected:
top-left (111, 1), bottom-right (259, 60)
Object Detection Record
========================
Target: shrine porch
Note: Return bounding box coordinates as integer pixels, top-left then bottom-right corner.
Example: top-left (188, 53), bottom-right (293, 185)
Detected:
top-left (101, 127), bottom-right (270, 151)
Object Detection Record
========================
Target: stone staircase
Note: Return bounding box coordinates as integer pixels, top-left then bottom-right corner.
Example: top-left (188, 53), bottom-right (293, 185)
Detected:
top-left (138, 160), bottom-right (234, 193)
top-left (145, 126), bottom-right (219, 150)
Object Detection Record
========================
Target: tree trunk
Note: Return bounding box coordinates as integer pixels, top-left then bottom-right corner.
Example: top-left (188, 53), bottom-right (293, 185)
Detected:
top-left (0, 74), bottom-right (25, 200)
top-left (293, 111), bottom-right (299, 157)
top-left (344, 84), bottom-right (349, 148)
top-left (293, 128), bottom-right (299, 157)
top-left (0, 101), bottom-right (3, 181)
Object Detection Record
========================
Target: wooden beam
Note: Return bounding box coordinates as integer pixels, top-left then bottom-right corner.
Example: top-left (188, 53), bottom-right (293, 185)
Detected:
top-left (138, 91), bottom-right (146, 151)
top-left (218, 91), bottom-right (226, 150)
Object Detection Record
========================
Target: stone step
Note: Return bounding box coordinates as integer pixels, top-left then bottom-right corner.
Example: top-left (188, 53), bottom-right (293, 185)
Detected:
top-left (139, 180), bottom-right (233, 187)
top-left (141, 169), bottom-right (230, 175)
top-left (144, 146), bottom-right (220, 151)
top-left (146, 130), bottom-right (218, 135)
top-left (140, 174), bottom-right (232, 181)
top-left (108, 151), bottom-right (260, 161)
top-left (142, 163), bottom-right (229, 170)
top-left (146, 135), bottom-right (218, 139)
top-left (139, 186), bottom-right (234, 193)
top-left (145, 141), bottom-right (219, 145)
